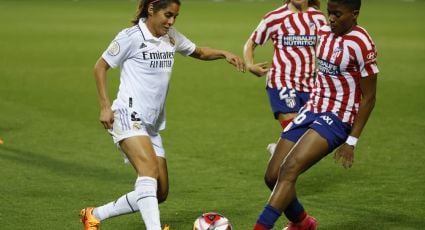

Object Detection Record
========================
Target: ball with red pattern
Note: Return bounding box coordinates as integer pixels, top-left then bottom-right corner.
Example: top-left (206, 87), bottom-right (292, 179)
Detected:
top-left (193, 212), bottom-right (232, 230)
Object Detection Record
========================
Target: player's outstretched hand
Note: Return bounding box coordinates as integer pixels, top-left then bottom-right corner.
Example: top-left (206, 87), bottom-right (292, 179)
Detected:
top-left (224, 52), bottom-right (246, 73)
top-left (334, 143), bottom-right (354, 169)
top-left (247, 62), bottom-right (269, 77)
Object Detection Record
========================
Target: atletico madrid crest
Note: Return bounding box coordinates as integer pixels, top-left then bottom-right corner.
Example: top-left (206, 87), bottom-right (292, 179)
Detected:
top-left (285, 98), bottom-right (296, 109)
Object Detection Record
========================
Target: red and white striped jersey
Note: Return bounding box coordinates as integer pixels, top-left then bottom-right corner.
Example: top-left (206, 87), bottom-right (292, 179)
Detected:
top-left (250, 4), bottom-right (327, 92)
top-left (305, 25), bottom-right (379, 125)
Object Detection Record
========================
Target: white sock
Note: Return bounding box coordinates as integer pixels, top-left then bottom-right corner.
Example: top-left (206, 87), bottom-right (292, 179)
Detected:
top-left (93, 191), bottom-right (139, 221)
top-left (135, 176), bottom-right (161, 230)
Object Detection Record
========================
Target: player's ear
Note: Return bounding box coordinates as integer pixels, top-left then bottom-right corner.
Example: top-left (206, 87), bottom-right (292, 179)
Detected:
top-left (352, 10), bottom-right (359, 19)
top-left (147, 3), bottom-right (154, 16)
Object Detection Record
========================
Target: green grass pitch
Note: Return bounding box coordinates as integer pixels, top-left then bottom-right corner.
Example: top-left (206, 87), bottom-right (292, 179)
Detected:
top-left (0, 0), bottom-right (424, 229)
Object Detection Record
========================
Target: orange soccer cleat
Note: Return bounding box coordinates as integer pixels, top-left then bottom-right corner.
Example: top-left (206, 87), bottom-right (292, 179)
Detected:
top-left (80, 207), bottom-right (100, 230)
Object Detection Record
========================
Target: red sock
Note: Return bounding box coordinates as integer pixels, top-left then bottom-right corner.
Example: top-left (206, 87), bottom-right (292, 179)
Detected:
top-left (280, 118), bottom-right (293, 129)
top-left (298, 211), bottom-right (307, 223)
top-left (253, 223), bottom-right (269, 230)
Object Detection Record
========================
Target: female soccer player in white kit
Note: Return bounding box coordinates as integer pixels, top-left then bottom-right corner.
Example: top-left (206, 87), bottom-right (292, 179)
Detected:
top-left (79, 0), bottom-right (244, 230)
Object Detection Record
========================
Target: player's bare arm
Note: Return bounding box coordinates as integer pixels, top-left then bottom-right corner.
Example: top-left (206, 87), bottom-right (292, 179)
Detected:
top-left (190, 46), bottom-right (245, 72)
top-left (94, 57), bottom-right (114, 129)
top-left (335, 74), bottom-right (377, 168)
top-left (243, 39), bottom-right (269, 77)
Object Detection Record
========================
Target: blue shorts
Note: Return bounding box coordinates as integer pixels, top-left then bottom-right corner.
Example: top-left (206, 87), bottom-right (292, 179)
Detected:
top-left (267, 87), bottom-right (311, 119)
top-left (282, 110), bottom-right (351, 153)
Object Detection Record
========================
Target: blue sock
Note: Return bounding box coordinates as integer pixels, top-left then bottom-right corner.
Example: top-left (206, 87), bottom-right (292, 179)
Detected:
top-left (283, 198), bottom-right (306, 223)
top-left (256, 204), bottom-right (282, 229)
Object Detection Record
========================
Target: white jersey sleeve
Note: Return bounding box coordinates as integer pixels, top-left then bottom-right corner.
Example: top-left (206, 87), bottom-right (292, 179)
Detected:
top-left (168, 27), bottom-right (196, 56)
top-left (102, 30), bottom-right (136, 69)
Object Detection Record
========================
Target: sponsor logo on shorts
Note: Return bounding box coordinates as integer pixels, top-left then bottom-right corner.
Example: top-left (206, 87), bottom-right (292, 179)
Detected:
top-left (320, 115), bottom-right (334, 125)
top-left (313, 120), bottom-right (322, 126)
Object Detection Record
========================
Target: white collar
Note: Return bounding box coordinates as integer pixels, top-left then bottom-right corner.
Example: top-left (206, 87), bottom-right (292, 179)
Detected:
top-left (138, 18), bottom-right (161, 42)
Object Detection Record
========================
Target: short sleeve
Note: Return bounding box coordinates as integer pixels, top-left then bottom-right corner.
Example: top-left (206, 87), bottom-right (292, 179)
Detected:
top-left (102, 30), bottom-right (135, 68)
top-left (360, 43), bottom-right (378, 77)
top-left (251, 19), bottom-right (269, 45)
top-left (168, 28), bottom-right (196, 56)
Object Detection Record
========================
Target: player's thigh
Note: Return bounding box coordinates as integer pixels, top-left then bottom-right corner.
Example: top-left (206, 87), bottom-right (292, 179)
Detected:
top-left (281, 129), bottom-right (329, 179)
top-left (120, 136), bottom-right (159, 176)
top-left (157, 156), bottom-right (169, 203)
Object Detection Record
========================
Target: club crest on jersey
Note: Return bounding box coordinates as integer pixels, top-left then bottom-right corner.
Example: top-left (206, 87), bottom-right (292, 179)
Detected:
top-left (331, 47), bottom-right (343, 59)
top-left (285, 98), bottom-right (296, 109)
top-left (107, 41), bottom-right (120, 56)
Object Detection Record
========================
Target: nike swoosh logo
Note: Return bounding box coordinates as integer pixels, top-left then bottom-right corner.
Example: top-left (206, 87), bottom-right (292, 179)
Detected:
top-left (313, 121), bottom-right (322, 125)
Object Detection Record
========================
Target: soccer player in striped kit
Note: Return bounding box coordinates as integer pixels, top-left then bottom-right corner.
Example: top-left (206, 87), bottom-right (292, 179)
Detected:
top-left (244, 0), bottom-right (326, 154)
top-left (79, 0), bottom-right (244, 230)
top-left (253, 0), bottom-right (379, 229)
top-left (244, 0), bottom-right (326, 227)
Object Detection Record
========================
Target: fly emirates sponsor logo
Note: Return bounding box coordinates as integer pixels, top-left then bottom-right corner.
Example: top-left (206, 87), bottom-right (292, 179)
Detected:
top-left (142, 51), bottom-right (174, 69)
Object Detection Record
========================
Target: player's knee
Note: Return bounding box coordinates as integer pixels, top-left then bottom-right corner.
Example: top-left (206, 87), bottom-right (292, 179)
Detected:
top-left (278, 159), bottom-right (301, 182)
top-left (264, 171), bottom-right (278, 190)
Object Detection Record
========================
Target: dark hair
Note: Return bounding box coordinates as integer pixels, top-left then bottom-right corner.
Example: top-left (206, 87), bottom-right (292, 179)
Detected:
top-left (285, 0), bottom-right (321, 9)
top-left (328, 0), bottom-right (361, 10)
top-left (131, 0), bottom-right (181, 25)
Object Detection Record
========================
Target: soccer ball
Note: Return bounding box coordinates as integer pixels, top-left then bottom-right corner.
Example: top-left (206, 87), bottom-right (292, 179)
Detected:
top-left (193, 212), bottom-right (232, 230)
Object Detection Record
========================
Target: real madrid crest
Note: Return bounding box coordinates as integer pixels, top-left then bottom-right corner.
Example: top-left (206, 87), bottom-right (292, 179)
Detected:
top-left (133, 122), bottom-right (141, 130)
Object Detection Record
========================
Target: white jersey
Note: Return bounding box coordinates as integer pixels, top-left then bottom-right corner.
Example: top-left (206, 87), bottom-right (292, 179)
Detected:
top-left (102, 19), bottom-right (196, 134)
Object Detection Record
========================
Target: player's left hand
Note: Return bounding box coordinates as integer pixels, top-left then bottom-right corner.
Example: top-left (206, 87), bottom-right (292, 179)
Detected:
top-left (334, 143), bottom-right (354, 168)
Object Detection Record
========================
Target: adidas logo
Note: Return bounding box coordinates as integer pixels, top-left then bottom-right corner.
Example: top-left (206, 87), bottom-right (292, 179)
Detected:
top-left (140, 43), bottom-right (147, 49)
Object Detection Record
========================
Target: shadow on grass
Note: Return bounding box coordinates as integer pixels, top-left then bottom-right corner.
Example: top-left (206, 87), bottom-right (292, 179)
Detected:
top-left (323, 205), bottom-right (424, 230)
top-left (0, 145), bottom-right (130, 182)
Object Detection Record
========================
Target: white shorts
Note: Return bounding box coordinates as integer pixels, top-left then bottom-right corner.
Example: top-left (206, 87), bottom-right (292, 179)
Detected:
top-left (108, 108), bottom-right (165, 160)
